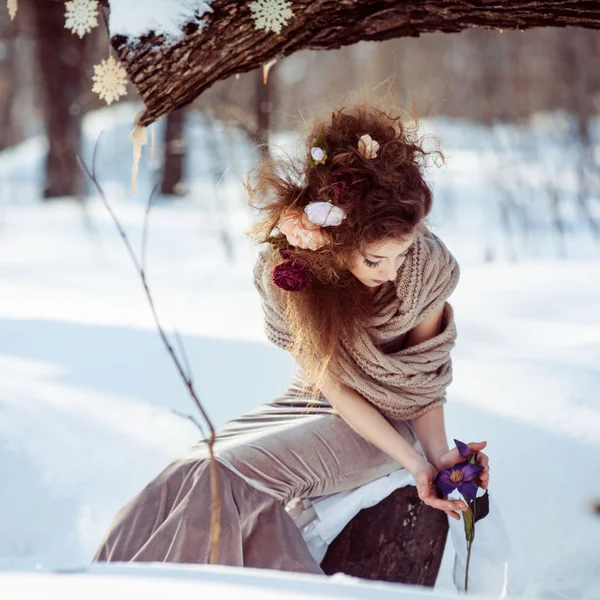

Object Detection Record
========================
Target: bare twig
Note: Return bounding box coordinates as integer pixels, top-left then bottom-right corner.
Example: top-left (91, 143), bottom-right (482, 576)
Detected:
top-left (141, 181), bottom-right (160, 274)
top-left (77, 134), bottom-right (221, 564)
top-left (173, 327), bottom-right (194, 386)
top-left (172, 409), bottom-right (207, 439)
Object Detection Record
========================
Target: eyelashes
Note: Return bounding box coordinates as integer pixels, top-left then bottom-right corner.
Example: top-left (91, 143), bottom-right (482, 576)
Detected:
top-left (363, 257), bottom-right (380, 268)
top-left (362, 249), bottom-right (411, 269)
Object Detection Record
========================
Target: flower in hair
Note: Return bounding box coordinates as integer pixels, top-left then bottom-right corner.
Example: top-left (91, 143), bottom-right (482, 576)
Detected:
top-left (277, 206), bottom-right (330, 250)
top-left (304, 201), bottom-right (346, 227)
top-left (272, 253), bottom-right (313, 292)
top-left (309, 132), bottom-right (327, 166)
top-left (310, 147), bottom-right (326, 164)
top-left (358, 133), bottom-right (379, 159)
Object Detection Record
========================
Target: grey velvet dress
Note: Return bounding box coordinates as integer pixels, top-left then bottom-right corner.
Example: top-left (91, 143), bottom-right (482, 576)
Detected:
top-left (93, 334), bottom-right (423, 574)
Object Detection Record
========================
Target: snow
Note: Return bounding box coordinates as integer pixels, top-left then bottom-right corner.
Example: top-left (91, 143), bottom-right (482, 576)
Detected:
top-left (0, 103), bottom-right (599, 599)
top-left (108, 0), bottom-right (214, 44)
top-left (0, 563), bottom-right (484, 600)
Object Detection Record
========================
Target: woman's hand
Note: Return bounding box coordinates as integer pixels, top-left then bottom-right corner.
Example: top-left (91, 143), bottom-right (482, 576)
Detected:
top-left (436, 440), bottom-right (490, 491)
top-left (410, 459), bottom-right (468, 521)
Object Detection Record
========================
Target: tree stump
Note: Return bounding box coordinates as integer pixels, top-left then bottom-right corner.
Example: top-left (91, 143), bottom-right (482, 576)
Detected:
top-left (320, 485), bottom-right (448, 587)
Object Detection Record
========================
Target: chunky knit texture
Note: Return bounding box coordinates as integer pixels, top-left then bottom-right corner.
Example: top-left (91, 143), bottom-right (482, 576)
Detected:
top-left (252, 229), bottom-right (460, 420)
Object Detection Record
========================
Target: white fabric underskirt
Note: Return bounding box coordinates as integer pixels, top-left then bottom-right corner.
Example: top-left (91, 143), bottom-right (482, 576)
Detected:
top-left (285, 468), bottom-right (511, 597)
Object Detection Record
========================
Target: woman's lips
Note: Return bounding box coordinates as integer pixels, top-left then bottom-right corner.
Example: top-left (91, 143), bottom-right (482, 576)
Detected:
top-left (373, 279), bottom-right (386, 284)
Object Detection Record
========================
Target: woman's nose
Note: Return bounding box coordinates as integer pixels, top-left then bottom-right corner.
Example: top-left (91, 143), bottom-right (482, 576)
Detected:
top-left (381, 268), bottom-right (396, 281)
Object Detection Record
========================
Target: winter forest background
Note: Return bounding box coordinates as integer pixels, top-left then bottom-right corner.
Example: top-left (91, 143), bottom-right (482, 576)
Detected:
top-left (0, 2), bottom-right (599, 599)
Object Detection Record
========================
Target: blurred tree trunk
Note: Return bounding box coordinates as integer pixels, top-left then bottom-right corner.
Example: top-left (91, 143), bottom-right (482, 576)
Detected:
top-left (31, 0), bottom-right (88, 200)
top-left (0, 17), bottom-right (19, 150)
top-left (254, 63), bottom-right (276, 163)
top-left (160, 108), bottom-right (187, 196)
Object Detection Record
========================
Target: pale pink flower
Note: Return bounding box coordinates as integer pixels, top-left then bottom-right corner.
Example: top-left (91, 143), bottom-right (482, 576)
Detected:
top-left (304, 201), bottom-right (346, 227)
top-left (358, 133), bottom-right (380, 159)
top-left (277, 206), bottom-right (329, 250)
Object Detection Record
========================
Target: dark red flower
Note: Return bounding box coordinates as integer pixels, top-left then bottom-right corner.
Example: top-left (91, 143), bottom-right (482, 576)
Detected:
top-left (331, 180), bottom-right (348, 203)
top-left (272, 259), bottom-right (312, 292)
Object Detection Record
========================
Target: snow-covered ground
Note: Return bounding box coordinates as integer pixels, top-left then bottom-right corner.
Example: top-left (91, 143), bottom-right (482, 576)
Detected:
top-left (0, 563), bottom-right (491, 600)
top-left (0, 104), bottom-right (598, 599)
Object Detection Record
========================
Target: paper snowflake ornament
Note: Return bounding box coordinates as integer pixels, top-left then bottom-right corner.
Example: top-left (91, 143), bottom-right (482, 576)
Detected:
top-left (92, 56), bottom-right (128, 105)
top-left (7, 0), bottom-right (17, 20)
top-left (65, 0), bottom-right (99, 38)
top-left (249, 0), bottom-right (293, 34)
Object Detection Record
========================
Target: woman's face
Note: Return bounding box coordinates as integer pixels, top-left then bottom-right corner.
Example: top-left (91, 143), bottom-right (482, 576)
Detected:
top-left (349, 235), bottom-right (416, 290)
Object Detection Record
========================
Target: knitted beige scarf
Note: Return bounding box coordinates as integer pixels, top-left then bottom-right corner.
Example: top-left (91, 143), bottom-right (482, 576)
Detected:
top-left (252, 229), bottom-right (460, 420)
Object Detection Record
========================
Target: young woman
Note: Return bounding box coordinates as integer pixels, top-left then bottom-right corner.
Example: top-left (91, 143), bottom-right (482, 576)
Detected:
top-left (93, 102), bottom-right (490, 575)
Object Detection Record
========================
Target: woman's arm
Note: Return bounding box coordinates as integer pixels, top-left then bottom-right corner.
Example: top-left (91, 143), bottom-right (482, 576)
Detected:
top-left (411, 405), bottom-right (449, 470)
top-left (315, 370), bottom-right (468, 518)
top-left (317, 374), bottom-right (425, 475)
top-left (402, 303), bottom-right (450, 468)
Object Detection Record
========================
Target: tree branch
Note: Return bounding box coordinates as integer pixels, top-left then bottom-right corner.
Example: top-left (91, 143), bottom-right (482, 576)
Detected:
top-left (105, 0), bottom-right (600, 126)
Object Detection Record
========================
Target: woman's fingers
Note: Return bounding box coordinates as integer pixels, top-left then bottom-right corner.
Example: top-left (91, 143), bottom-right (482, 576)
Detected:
top-left (475, 451), bottom-right (490, 488)
top-left (424, 495), bottom-right (468, 514)
top-left (468, 441), bottom-right (487, 451)
top-left (477, 451), bottom-right (489, 468)
top-left (429, 499), bottom-right (461, 520)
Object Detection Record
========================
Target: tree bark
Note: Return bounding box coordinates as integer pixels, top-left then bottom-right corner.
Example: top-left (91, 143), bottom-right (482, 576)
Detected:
top-left (321, 485), bottom-right (449, 586)
top-left (104, 0), bottom-right (600, 127)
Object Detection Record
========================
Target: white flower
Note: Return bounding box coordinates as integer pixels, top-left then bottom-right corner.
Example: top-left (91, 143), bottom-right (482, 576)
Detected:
top-left (65, 0), bottom-right (99, 39)
top-left (249, 0), bottom-right (294, 34)
top-left (311, 147), bottom-right (324, 161)
top-left (7, 0), bottom-right (17, 20)
top-left (358, 133), bottom-right (380, 159)
top-left (92, 56), bottom-right (128, 105)
top-left (304, 202), bottom-right (347, 227)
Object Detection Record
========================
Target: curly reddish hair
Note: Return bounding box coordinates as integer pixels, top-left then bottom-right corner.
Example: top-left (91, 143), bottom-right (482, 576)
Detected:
top-left (245, 101), bottom-right (445, 394)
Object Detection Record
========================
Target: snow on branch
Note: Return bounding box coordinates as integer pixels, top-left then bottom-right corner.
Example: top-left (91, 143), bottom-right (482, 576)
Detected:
top-left (108, 0), bottom-right (214, 45)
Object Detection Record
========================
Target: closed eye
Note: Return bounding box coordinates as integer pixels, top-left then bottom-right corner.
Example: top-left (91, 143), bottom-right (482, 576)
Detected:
top-left (362, 248), bottom-right (412, 268)
top-left (363, 257), bottom-right (381, 268)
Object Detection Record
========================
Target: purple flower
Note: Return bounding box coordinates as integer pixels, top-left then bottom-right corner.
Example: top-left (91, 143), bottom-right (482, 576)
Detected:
top-left (434, 439), bottom-right (484, 501)
top-left (454, 438), bottom-right (471, 460)
top-left (272, 259), bottom-right (312, 292)
top-left (435, 461), bottom-right (484, 501)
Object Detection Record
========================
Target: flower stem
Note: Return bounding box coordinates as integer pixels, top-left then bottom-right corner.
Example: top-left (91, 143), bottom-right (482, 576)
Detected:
top-left (464, 497), bottom-right (477, 593)
top-left (465, 539), bottom-right (472, 592)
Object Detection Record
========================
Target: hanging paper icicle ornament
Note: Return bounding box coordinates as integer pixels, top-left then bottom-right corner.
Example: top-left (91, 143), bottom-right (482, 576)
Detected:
top-left (91, 56), bottom-right (128, 105)
top-left (262, 58), bottom-right (278, 85)
top-left (7, 0), bottom-right (17, 20)
top-left (64, 0), bottom-right (100, 39)
top-left (249, 0), bottom-right (293, 34)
